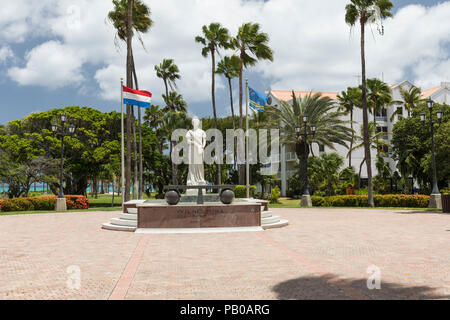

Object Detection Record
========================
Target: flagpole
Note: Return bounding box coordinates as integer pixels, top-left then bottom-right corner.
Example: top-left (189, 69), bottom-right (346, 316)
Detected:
top-left (120, 78), bottom-right (125, 211)
top-left (245, 78), bottom-right (250, 199)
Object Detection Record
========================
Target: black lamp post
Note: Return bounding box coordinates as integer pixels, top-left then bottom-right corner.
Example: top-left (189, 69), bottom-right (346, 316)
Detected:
top-left (420, 98), bottom-right (443, 208)
top-left (51, 113), bottom-right (75, 199)
top-left (296, 115), bottom-right (316, 206)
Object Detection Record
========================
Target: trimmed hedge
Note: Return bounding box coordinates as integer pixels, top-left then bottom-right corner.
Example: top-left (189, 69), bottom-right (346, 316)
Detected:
top-left (0, 195), bottom-right (89, 212)
top-left (233, 185), bottom-right (257, 198)
top-left (311, 194), bottom-right (430, 208)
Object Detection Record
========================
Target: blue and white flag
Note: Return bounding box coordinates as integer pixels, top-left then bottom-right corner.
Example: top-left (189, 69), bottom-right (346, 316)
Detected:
top-left (248, 86), bottom-right (267, 112)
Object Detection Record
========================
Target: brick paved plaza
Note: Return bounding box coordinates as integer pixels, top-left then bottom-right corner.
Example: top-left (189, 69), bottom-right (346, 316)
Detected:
top-left (0, 208), bottom-right (449, 300)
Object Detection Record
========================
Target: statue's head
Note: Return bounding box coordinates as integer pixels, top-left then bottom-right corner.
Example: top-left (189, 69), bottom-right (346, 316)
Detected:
top-left (192, 116), bottom-right (200, 130)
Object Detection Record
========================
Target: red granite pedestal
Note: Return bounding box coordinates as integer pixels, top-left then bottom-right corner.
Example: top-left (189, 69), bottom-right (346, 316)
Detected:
top-left (136, 203), bottom-right (261, 228)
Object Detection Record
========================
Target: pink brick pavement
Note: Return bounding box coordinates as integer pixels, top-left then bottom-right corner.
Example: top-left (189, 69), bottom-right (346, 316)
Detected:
top-left (0, 208), bottom-right (449, 300)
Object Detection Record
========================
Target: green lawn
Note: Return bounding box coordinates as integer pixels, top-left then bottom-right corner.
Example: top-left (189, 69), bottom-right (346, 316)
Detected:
top-left (87, 193), bottom-right (156, 207)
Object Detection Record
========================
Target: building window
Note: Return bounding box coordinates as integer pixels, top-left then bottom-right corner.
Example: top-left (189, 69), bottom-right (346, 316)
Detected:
top-left (379, 145), bottom-right (389, 156)
top-left (319, 144), bottom-right (325, 153)
top-left (396, 106), bottom-right (403, 116)
top-left (376, 108), bottom-right (387, 117)
top-left (376, 126), bottom-right (388, 134)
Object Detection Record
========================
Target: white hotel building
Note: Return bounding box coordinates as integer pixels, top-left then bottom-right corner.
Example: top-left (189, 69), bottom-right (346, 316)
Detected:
top-left (266, 81), bottom-right (450, 197)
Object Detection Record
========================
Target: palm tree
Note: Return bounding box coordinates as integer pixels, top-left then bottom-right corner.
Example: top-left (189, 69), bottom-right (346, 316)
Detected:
top-left (345, 0), bottom-right (394, 207)
top-left (195, 23), bottom-right (230, 186)
top-left (231, 22), bottom-right (274, 184)
top-left (155, 59), bottom-right (181, 111)
top-left (391, 85), bottom-right (423, 120)
top-left (163, 91), bottom-right (187, 113)
top-left (366, 78), bottom-right (392, 125)
top-left (337, 86), bottom-right (361, 167)
top-left (108, 0), bottom-right (153, 200)
top-left (267, 92), bottom-right (353, 198)
top-left (349, 122), bottom-right (391, 183)
top-left (108, 0), bottom-right (153, 49)
top-left (216, 55), bottom-right (241, 130)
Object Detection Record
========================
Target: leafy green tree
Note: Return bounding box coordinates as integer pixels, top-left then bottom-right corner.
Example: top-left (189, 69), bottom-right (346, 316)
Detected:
top-left (308, 153), bottom-right (344, 196)
top-left (373, 155), bottom-right (391, 194)
top-left (391, 103), bottom-right (449, 193)
top-left (0, 107), bottom-right (121, 196)
top-left (345, 0), bottom-right (394, 206)
top-left (231, 22), bottom-right (274, 184)
top-left (338, 86), bottom-right (362, 167)
top-left (267, 92), bottom-right (353, 196)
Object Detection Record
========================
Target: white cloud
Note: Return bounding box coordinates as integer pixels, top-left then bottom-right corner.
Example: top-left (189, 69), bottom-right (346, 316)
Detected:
top-left (4, 0), bottom-right (450, 104)
top-left (0, 46), bottom-right (14, 63)
top-left (8, 41), bottom-right (85, 88)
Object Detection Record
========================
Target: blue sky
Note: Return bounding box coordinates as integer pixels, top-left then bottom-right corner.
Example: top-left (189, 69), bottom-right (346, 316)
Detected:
top-left (0, 0), bottom-right (449, 125)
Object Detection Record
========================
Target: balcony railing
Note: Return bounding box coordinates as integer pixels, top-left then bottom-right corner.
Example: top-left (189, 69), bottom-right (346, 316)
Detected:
top-left (376, 116), bottom-right (388, 122)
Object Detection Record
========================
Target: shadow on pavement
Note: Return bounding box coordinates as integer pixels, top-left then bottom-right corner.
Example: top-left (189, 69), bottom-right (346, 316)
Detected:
top-left (272, 274), bottom-right (450, 300)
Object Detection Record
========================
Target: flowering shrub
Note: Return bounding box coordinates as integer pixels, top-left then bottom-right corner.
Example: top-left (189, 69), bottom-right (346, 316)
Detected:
top-left (311, 194), bottom-right (429, 208)
top-left (0, 195), bottom-right (89, 212)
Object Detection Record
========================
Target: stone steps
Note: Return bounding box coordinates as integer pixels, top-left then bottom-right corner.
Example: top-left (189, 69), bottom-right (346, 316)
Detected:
top-left (111, 217), bottom-right (137, 227)
top-left (262, 215), bottom-right (281, 225)
top-left (101, 222), bottom-right (136, 232)
top-left (127, 207), bottom-right (138, 214)
top-left (262, 219), bottom-right (289, 230)
top-left (262, 211), bottom-right (272, 218)
top-left (119, 213), bottom-right (137, 220)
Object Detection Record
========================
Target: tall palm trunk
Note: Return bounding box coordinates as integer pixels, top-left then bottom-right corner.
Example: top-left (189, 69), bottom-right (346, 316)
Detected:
top-left (163, 79), bottom-right (169, 108)
top-left (132, 106), bottom-right (138, 199)
top-left (228, 77), bottom-right (236, 130)
top-left (124, 0), bottom-right (134, 202)
top-left (360, 17), bottom-right (374, 207)
top-left (228, 76), bottom-right (237, 171)
top-left (210, 47), bottom-right (221, 186)
top-left (238, 55), bottom-right (245, 185)
top-left (131, 52), bottom-right (143, 199)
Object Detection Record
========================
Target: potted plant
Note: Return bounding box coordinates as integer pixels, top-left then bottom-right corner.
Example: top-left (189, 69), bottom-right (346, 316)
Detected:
top-left (441, 189), bottom-right (450, 213)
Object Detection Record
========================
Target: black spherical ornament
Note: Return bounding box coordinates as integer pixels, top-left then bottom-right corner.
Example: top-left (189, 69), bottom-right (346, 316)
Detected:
top-left (220, 189), bottom-right (235, 205)
top-left (165, 190), bottom-right (180, 205)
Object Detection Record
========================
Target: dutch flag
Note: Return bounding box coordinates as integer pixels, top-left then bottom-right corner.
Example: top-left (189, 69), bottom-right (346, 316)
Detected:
top-left (122, 86), bottom-right (152, 108)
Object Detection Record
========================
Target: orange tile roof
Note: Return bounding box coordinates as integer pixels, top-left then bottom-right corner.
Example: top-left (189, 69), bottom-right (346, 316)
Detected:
top-left (421, 86), bottom-right (441, 98)
top-left (271, 90), bottom-right (338, 102)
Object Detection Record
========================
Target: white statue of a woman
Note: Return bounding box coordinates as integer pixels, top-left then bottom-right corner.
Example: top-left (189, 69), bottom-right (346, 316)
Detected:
top-left (186, 117), bottom-right (206, 194)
